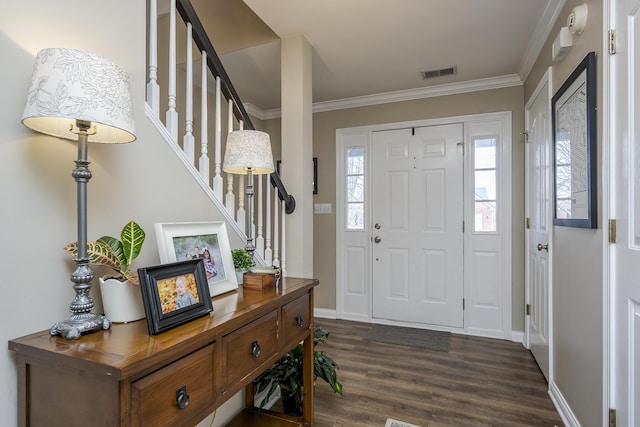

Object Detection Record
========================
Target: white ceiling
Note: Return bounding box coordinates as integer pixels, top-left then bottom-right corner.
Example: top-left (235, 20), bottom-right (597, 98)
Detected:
top-left (218, 0), bottom-right (564, 112)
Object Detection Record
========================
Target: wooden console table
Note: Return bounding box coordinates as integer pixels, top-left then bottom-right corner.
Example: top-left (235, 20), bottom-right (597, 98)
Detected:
top-left (9, 277), bottom-right (318, 427)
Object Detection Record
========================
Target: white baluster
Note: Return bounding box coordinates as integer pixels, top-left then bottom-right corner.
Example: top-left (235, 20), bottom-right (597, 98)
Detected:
top-left (281, 197), bottom-right (287, 276)
top-left (264, 179), bottom-right (273, 266)
top-left (273, 186), bottom-right (280, 268)
top-left (212, 76), bottom-right (223, 198)
top-left (146, 0), bottom-right (160, 117)
top-left (226, 173), bottom-right (235, 217)
top-left (165, 0), bottom-right (178, 142)
top-left (255, 175), bottom-right (265, 260)
top-left (225, 103), bottom-right (235, 216)
top-left (199, 51), bottom-right (209, 182)
top-left (237, 176), bottom-right (246, 234)
top-left (183, 22), bottom-right (195, 164)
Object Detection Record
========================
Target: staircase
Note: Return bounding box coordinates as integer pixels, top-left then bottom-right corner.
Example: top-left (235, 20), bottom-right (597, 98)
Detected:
top-left (145, 0), bottom-right (295, 272)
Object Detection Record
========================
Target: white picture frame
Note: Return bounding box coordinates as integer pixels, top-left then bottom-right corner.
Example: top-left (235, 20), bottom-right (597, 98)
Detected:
top-left (154, 221), bottom-right (238, 297)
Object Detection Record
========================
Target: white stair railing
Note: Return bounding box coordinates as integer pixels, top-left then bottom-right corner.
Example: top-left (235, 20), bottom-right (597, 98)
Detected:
top-left (147, 0), bottom-right (296, 270)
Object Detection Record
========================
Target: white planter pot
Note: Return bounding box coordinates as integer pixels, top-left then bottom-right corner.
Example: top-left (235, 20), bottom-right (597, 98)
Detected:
top-left (236, 270), bottom-right (245, 284)
top-left (99, 277), bottom-right (146, 323)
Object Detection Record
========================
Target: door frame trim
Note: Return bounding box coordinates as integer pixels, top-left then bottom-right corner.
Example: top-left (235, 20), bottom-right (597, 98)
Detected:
top-left (336, 112), bottom-right (513, 338)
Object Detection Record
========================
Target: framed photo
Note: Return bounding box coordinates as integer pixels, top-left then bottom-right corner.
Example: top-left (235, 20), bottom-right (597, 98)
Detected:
top-left (138, 259), bottom-right (213, 335)
top-left (552, 51), bottom-right (597, 228)
top-left (155, 221), bottom-right (238, 297)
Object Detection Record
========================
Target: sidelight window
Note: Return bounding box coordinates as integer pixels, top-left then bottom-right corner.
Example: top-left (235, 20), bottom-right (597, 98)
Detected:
top-left (474, 137), bottom-right (497, 232)
top-left (346, 147), bottom-right (365, 229)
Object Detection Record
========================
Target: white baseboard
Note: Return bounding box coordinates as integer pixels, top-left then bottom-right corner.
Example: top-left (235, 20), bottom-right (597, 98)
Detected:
top-left (511, 331), bottom-right (524, 343)
top-left (549, 380), bottom-right (581, 426)
top-left (314, 308), bottom-right (337, 319)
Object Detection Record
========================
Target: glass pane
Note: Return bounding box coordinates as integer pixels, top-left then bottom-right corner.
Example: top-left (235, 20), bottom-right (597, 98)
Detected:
top-left (347, 147), bottom-right (365, 175)
top-left (475, 138), bottom-right (496, 169)
top-left (555, 165), bottom-right (571, 199)
top-left (556, 198), bottom-right (572, 219)
top-left (347, 203), bottom-right (364, 229)
top-left (347, 176), bottom-right (364, 202)
top-left (555, 134), bottom-right (571, 165)
top-left (475, 170), bottom-right (496, 200)
top-left (475, 201), bottom-right (497, 232)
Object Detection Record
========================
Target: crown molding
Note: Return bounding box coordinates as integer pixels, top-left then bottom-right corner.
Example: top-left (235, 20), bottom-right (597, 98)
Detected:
top-left (313, 75), bottom-right (523, 113)
top-left (247, 74), bottom-right (523, 119)
top-left (518, 0), bottom-right (567, 82)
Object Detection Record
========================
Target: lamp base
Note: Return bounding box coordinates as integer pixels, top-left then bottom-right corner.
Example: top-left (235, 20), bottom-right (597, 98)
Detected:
top-left (50, 312), bottom-right (111, 340)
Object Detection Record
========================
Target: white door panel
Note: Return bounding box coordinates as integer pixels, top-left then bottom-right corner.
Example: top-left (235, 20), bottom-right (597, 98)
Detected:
top-left (611, 0), bottom-right (640, 423)
top-left (371, 124), bottom-right (464, 327)
top-left (525, 70), bottom-right (552, 381)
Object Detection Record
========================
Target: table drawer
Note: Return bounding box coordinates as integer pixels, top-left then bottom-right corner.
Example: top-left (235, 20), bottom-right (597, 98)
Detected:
top-left (131, 344), bottom-right (215, 427)
top-left (223, 310), bottom-right (278, 388)
top-left (282, 293), bottom-right (310, 344)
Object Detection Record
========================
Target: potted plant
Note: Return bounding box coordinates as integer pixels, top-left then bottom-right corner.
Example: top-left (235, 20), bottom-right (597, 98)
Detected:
top-left (231, 248), bottom-right (252, 284)
top-left (64, 220), bottom-right (146, 323)
top-left (254, 325), bottom-right (343, 416)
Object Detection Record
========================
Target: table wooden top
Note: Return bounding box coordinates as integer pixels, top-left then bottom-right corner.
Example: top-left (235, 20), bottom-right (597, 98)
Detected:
top-left (9, 277), bottom-right (318, 381)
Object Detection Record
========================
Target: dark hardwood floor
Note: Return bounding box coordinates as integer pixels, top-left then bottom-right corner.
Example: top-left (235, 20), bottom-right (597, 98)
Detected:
top-left (312, 318), bottom-right (563, 427)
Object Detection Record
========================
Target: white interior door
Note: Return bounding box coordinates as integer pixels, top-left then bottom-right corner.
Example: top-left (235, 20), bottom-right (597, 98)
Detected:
top-left (371, 124), bottom-right (464, 327)
top-left (525, 70), bottom-right (552, 381)
top-left (610, 0), bottom-right (640, 424)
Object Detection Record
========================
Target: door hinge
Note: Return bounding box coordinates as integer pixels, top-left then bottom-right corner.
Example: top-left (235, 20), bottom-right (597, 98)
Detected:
top-left (609, 29), bottom-right (616, 55)
top-left (463, 298), bottom-right (465, 310)
top-left (526, 303), bottom-right (531, 316)
top-left (462, 221), bottom-right (465, 232)
top-left (609, 219), bottom-right (617, 244)
top-left (457, 142), bottom-right (465, 155)
top-left (609, 408), bottom-right (616, 427)
top-left (522, 130), bottom-right (529, 143)
top-left (526, 217), bottom-right (531, 229)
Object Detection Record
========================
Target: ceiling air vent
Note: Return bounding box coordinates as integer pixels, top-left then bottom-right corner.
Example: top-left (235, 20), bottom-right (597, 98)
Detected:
top-left (421, 66), bottom-right (457, 79)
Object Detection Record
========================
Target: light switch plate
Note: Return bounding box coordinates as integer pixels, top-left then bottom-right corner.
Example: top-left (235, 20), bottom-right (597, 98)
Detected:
top-left (314, 203), bottom-right (332, 214)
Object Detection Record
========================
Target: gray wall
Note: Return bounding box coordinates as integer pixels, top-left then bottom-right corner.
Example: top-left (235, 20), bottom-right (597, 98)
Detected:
top-left (525, 0), bottom-right (604, 425)
top-left (0, 1), bottom-right (243, 425)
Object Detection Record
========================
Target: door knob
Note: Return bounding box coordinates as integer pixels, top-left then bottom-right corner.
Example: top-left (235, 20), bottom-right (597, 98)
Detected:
top-left (536, 243), bottom-right (549, 252)
top-left (374, 223), bottom-right (381, 229)
top-left (373, 236), bottom-right (382, 243)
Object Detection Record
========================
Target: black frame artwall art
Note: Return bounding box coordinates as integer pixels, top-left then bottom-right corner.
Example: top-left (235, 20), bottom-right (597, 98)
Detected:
top-left (552, 51), bottom-right (597, 228)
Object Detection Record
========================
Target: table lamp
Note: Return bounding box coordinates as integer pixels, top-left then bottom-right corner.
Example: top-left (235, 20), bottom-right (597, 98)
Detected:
top-left (22, 48), bottom-right (136, 339)
top-left (222, 130), bottom-right (275, 264)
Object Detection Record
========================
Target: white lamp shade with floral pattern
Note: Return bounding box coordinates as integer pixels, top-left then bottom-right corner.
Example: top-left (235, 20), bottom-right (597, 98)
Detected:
top-left (21, 48), bottom-right (136, 143)
top-left (223, 130), bottom-right (275, 175)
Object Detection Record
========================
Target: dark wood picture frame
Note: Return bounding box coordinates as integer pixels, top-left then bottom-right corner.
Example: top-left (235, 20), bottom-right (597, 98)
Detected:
top-left (138, 258), bottom-right (213, 335)
top-left (552, 51), bottom-right (597, 228)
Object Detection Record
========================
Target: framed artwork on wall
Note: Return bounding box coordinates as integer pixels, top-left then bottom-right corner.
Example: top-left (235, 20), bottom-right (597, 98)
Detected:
top-left (552, 51), bottom-right (597, 228)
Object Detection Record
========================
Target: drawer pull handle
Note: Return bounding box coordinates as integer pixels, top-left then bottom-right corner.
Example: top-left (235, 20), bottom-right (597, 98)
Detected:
top-left (176, 385), bottom-right (190, 410)
top-left (251, 341), bottom-right (261, 358)
top-left (295, 315), bottom-right (304, 328)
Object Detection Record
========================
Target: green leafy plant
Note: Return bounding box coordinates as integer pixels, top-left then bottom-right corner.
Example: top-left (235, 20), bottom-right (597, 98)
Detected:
top-left (64, 220), bottom-right (146, 285)
top-left (254, 326), bottom-right (343, 415)
top-left (231, 248), bottom-right (253, 270)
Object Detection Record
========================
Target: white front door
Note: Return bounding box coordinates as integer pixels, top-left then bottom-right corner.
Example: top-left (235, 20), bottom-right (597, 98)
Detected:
top-left (371, 124), bottom-right (464, 327)
top-left (525, 70), bottom-right (552, 381)
top-left (610, 0), bottom-right (640, 424)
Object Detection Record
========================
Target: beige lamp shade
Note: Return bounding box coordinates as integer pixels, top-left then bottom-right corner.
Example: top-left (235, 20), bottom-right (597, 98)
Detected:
top-left (223, 130), bottom-right (275, 175)
top-left (21, 48), bottom-right (136, 143)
